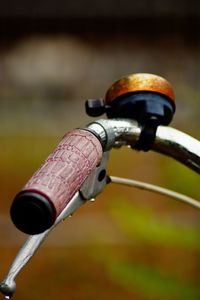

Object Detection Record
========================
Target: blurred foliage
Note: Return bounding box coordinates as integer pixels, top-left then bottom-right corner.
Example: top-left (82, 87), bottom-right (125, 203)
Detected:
top-left (86, 199), bottom-right (200, 299)
top-left (107, 260), bottom-right (200, 300)
top-left (109, 200), bottom-right (200, 250)
top-left (162, 158), bottom-right (200, 198)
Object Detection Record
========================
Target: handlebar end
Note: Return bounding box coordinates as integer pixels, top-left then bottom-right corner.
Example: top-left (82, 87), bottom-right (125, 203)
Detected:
top-left (10, 192), bottom-right (56, 235)
top-left (0, 280), bottom-right (16, 299)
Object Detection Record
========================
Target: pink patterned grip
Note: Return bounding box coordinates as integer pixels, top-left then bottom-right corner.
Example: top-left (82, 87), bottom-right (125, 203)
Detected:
top-left (24, 129), bottom-right (103, 215)
top-left (10, 129), bottom-right (103, 234)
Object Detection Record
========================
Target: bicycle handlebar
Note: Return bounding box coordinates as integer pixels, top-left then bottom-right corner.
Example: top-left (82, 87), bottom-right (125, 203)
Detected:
top-left (2, 73), bottom-right (200, 299)
top-left (2, 117), bottom-right (200, 297)
top-left (10, 129), bottom-right (103, 235)
top-left (10, 118), bottom-right (200, 235)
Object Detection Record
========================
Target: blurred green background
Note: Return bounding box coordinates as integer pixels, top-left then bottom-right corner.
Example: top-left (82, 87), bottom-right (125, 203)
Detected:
top-left (0, 1), bottom-right (200, 299)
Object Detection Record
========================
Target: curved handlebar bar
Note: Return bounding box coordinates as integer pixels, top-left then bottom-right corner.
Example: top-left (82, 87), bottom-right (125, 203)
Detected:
top-left (9, 118), bottom-right (200, 235)
top-left (87, 119), bottom-right (200, 173)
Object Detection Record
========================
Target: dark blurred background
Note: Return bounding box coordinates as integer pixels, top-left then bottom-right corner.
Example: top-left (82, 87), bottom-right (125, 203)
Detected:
top-left (0, 1), bottom-right (200, 299)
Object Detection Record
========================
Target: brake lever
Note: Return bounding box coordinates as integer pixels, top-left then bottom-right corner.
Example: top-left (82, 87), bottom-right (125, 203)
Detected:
top-left (0, 152), bottom-right (109, 299)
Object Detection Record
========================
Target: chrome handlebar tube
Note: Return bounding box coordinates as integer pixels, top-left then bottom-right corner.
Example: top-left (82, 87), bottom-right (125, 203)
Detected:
top-left (1, 118), bottom-right (200, 299)
top-left (88, 119), bottom-right (200, 173)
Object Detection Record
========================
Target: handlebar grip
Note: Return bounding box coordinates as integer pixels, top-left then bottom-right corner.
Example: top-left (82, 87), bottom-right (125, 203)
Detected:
top-left (10, 129), bottom-right (103, 235)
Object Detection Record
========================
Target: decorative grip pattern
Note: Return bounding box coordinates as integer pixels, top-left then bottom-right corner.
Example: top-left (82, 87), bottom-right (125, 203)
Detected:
top-left (22, 129), bottom-right (103, 216)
